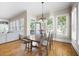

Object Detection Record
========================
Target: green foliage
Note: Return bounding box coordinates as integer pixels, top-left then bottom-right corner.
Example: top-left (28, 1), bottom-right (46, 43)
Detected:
top-left (58, 16), bottom-right (66, 26)
top-left (47, 18), bottom-right (53, 25)
top-left (30, 19), bottom-right (35, 30)
top-left (47, 18), bottom-right (53, 30)
top-left (58, 16), bottom-right (66, 33)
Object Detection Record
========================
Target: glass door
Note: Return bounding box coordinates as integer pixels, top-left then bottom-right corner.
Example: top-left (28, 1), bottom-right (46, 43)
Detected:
top-left (35, 22), bottom-right (41, 36)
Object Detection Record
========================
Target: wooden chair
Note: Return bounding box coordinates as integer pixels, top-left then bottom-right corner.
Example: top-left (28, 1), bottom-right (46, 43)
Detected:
top-left (21, 36), bottom-right (31, 52)
top-left (49, 33), bottom-right (53, 50)
top-left (30, 35), bottom-right (42, 55)
top-left (40, 32), bottom-right (53, 55)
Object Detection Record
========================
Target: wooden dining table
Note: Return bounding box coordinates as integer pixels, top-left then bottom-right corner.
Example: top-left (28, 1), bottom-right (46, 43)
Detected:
top-left (27, 35), bottom-right (48, 55)
top-left (22, 34), bottom-right (50, 55)
top-left (27, 35), bottom-right (42, 48)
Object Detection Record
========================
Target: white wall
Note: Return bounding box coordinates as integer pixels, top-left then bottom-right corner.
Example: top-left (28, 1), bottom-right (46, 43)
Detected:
top-left (71, 3), bottom-right (79, 55)
top-left (78, 3), bottom-right (79, 47)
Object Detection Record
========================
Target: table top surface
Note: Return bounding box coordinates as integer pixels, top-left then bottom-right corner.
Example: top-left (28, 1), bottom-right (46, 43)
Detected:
top-left (27, 35), bottom-right (47, 42)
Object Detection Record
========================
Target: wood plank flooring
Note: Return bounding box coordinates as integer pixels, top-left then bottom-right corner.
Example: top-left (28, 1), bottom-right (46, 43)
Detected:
top-left (0, 40), bottom-right (78, 56)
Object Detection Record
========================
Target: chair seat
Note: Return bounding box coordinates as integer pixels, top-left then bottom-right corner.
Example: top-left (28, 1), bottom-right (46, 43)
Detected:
top-left (42, 39), bottom-right (48, 46)
top-left (32, 42), bottom-right (38, 46)
top-left (22, 39), bottom-right (30, 41)
top-left (32, 47), bottom-right (38, 51)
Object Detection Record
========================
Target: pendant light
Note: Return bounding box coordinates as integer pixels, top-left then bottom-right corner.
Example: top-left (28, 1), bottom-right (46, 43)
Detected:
top-left (40, 2), bottom-right (46, 21)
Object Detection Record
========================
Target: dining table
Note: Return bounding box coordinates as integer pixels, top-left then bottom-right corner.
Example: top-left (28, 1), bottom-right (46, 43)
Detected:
top-left (22, 32), bottom-right (52, 55)
top-left (27, 35), bottom-right (42, 49)
top-left (27, 34), bottom-right (48, 55)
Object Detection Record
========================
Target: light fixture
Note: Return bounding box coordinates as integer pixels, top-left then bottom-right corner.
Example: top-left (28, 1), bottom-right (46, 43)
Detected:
top-left (40, 2), bottom-right (46, 21)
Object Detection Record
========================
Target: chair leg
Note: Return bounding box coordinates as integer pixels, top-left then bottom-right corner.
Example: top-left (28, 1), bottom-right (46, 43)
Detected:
top-left (49, 41), bottom-right (52, 50)
top-left (25, 43), bottom-right (27, 51)
top-left (38, 44), bottom-right (42, 56)
top-left (30, 41), bottom-right (32, 51)
top-left (50, 42), bottom-right (51, 50)
top-left (46, 47), bottom-right (48, 56)
top-left (28, 43), bottom-right (30, 51)
top-left (25, 43), bottom-right (29, 51)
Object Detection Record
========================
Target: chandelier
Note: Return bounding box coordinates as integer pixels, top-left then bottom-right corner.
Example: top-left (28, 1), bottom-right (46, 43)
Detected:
top-left (40, 2), bottom-right (46, 21)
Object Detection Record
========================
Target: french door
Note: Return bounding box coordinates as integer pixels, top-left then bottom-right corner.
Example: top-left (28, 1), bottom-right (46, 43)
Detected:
top-left (35, 22), bottom-right (41, 35)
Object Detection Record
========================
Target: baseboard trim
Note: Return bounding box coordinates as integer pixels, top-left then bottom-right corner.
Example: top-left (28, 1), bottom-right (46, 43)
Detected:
top-left (53, 38), bottom-right (71, 43)
top-left (0, 39), bottom-right (19, 45)
top-left (71, 42), bottom-right (79, 56)
top-left (55, 39), bottom-right (79, 56)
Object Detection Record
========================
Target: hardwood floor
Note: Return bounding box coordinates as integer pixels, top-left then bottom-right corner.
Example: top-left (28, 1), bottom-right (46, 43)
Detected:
top-left (48, 40), bottom-right (78, 56)
top-left (0, 40), bottom-right (78, 56)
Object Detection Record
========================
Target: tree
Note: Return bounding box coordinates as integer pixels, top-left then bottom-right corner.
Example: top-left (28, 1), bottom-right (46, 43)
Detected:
top-left (30, 19), bottom-right (35, 30)
top-left (58, 16), bottom-right (66, 33)
top-left (47, 18), bottom-right (53, 30)
top-left (30, 19), bottom-right (35, 34)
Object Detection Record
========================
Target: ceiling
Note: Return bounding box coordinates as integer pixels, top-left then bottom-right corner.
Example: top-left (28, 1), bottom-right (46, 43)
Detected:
top-left (0, 2), bottom-right (73, 19)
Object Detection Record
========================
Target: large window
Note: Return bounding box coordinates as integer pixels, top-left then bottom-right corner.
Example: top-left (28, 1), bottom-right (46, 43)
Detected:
top-left (10, 21), bottom-right (13, 31)
top-left (56, 14), bottom-right (69, 36)
top-left (30, 19), bottom-right (36, 35)
top-left (0, 22), bottom-right (9, 33)
top-left (16, 20), bottom-right (20, 32)
top-left (10, 21), bottom-right (16, 31)
top-left (47, 17), bottom-right (53, 32)
top-left (9, 18), bottom-right (25, 35)
top-left (13, 21), bottom-right (16, 31)
top-left (30, 17), bottom-right (53, 35)
top-left (19, 18), bottom-right (25, 35)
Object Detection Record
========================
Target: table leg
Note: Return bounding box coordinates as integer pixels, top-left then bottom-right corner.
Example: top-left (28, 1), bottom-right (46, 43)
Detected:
top-left (30, 41), bottom-right (32, 51)
top-left (38, 42), bottom-right (42, 56)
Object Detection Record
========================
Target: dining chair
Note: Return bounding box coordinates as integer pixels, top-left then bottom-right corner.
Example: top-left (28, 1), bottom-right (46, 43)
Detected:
top-left (40, 32), bottom-right (53, 55)
top-left (30, 35), bottom-right (42, 55)
top-left (21, 36), bottom-right (31, 52)
top-left (49, 33), bottom-right (53, 50)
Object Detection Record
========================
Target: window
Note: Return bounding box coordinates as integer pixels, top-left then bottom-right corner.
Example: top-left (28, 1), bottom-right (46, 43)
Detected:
top-left (9, 21), bottom-right (16, 32)
top-left (13, 21), bottom-right (16, 31)
top-left (9, 18), bottom-right (25, 36)
top-left (19, 18), bottom-right (25, 35)
top-left (35, 22), bottom-right (41, 35)
top-left (56, 14), bottom-right (68, 36)
top-left (30, 19), bottom-right (36, 35)
top-left (16, 20), bottom-right (20, 32)
top-left (47, 17), bottom-right (53, 32)
top-left (0, 22), bottom-right (9, 33)
top-left (10, 21), bottom-right (13, 31)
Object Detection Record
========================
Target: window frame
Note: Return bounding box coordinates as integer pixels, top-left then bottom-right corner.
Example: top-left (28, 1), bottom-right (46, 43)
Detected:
top-left (56, 13), bottom-right (69, 37)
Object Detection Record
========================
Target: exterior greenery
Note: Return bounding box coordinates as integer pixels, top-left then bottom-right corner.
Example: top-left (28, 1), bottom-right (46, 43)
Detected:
top-left (30, 18), bottom-right (53, 34)
top-left (47, 18), bottom-right (53, 30)
top-left (30, 19), bottom-right (35, 30)
top-left (57, 16), bottom-right (66, 33)
top-left (30, 19), bottom-right (35, 34)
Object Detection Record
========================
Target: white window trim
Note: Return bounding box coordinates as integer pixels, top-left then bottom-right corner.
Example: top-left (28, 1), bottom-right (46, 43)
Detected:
top-left (56, 13), bottom-right (69, 37)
